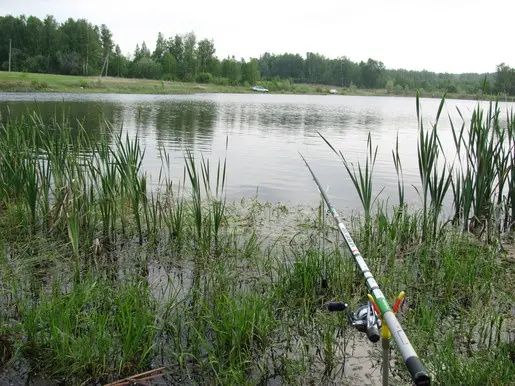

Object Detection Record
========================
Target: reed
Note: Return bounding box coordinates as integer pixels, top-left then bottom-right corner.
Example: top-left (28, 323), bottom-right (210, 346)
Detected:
top-left (319, 131), bottom-right (380, 227)
top-left (392, 132), bottom-right (405, 208)
top-left (111, 132), bottom-right (146, 244)
top-left (450, 101), bottom-right (515, 238)
top-left (0, 106), bottom-right (513, 385)
top-left (415, 93), bottom-right (452, 241)
top-left (508, 110), bottom-right (515, 230)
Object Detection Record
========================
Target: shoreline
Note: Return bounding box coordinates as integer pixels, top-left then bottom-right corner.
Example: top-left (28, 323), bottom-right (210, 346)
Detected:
top-left (1, 71), bottom-right (513, 102)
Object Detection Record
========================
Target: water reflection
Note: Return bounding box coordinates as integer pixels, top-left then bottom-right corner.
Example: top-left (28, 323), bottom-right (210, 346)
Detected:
top-left (153, 100), bottom-right (217, 148)
top-left (1, 92), bottom-right (514, 213)
top-left (0, 99), bottom-right (123, 149)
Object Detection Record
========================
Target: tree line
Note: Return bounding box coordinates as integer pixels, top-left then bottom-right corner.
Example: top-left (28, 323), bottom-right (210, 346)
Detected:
top-left (1, 14), bottom-right (514, 95)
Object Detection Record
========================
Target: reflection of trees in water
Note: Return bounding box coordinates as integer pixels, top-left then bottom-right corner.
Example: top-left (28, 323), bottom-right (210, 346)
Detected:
top-left (221, 104), bottom-right (239, 128)
top-left (133, 103), bottom-right (155, 134)
top-left (259, 105), bottom-right (305, 131)
top-left (357, 111), bottom-right (383, 131)
top-left (0, 101), bottom-right (123, 148)
top-left (154, 100), bottom-right (217, 147)
top-left (237, 104), bottom-right (356, 135)
top-left (238, 104), bottom-right (307, 133)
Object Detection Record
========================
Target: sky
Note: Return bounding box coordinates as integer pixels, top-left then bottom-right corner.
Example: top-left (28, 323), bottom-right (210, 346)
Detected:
top-left (1, 0), bottom-right (513, 74)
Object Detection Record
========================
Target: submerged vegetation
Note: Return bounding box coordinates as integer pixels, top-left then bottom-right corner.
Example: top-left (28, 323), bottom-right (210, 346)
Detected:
top-left (0, 97), bottom-right (514, 385)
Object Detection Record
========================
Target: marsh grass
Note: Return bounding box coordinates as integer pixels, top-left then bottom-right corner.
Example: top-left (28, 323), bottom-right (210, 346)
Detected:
top-left (451, 101), bottom-right (514, 240)
top-left (18, 276), bottom-right (156, 382)
top-left (0, 106), bottom-right (513, 385)
top-left (185, 147), bottom-right (228, 259)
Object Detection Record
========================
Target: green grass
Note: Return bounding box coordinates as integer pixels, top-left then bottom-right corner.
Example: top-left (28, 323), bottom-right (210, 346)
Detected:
top-left (2, 71), bottom-right (512, 100)
top-left (0, 106), bottom-right (513, 385)
top-left (18, 276), bottom-right (156, 382)
top-left (0, 71), bottom-right (339, 95)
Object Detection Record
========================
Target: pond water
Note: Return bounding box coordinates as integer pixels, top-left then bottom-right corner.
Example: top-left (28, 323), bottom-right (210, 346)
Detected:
top-left (1, 92), bottom-right (512, 214)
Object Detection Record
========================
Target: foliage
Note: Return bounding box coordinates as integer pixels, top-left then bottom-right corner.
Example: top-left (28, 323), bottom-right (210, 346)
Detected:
top-left (196, 72), bottom-right (212, 84)
top-left (2, 14), bottom-right (513, 94)
top-left (130, 57), bottom-right (163, 80)
top-left (495, 62), bottom-right (515, 95)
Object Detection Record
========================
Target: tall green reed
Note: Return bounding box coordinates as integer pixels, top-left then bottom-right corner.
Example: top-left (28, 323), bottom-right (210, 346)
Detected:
top-left (111, 131), bottom-right (146, 244)
top-left (87, 138), bottom-right (116, 243)
top-left (450, 101), bottom-right (514, 237)
top-left (200, 152), bottom-right (227, 256)
top-left (185, 149), bottom-right (204, 250)
top-left (319, 131), bottom-right (381, 227)
top-left (508, 110), bottom-right (515, 230)
top-left (164, 181), bottom-right (185, 250)
top-left (416, 93), bottom-right (451, 241)
top-left (392, 132), bottom-right (405, 209)
top-left (185, 147), bottom-right (228, 258)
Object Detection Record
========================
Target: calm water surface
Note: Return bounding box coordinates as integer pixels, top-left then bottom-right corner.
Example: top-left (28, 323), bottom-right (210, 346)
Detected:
top-left (1, 92), bottom-right (513, 214)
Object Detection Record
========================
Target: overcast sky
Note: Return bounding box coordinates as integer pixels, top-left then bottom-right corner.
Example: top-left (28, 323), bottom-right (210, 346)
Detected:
top-left (1, 0), bottom-right (512, 73)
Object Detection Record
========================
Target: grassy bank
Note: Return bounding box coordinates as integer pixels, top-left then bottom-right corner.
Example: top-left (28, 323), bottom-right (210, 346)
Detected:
top-left (0, 100), bottom-right (514, 385)
top-left (1, 71), bottom-right (511, 101)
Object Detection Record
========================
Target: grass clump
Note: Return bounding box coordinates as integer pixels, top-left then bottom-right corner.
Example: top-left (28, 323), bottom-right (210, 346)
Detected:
top-left (17, 276), bottom-right (156, 383)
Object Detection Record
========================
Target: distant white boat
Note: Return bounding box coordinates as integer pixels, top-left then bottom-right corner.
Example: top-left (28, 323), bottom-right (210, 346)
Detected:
top-left (252, 85), bottom-right (269, 92)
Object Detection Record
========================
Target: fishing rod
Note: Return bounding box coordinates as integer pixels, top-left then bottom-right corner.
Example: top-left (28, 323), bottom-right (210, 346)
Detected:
top-left (300, 153), bottom-right (430, 386)
top-left (320, 196), bottom-right (327, 288)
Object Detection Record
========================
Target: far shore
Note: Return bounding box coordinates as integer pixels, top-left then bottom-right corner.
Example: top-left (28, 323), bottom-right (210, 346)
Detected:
top-left (1, 71), bottom-right (512, 102)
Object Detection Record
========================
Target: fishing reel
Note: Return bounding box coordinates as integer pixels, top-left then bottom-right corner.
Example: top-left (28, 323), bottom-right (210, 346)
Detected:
top-left (328, 301), bottom-right (381, 343)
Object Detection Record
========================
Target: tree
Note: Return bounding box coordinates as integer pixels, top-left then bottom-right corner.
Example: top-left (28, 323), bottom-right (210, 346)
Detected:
top-left (100, 24), bottom-right (113, 76)
top-left (495, 63), bottom-right (515, 95)
top-left (183, 32), bottom-right (196, 81)
top-left (140, 42), bottom-right (151, 58)
top-left (131, 57), bottom-right (163, 79)
top-left (23, 55), bottom-right (47, 73)
top-left (0, 13), bottom-right (500, 93)
top-left (241, 58), bottom-right (259, 85)
top-left (196, 38), bottom-right (215, 74)
top-left (163, 52), bottom-right (178, 79)
top-left (221, 56), bottom-right (240, 85)
top-left (0, 15), bottom-right (28, 71)
top-left (56, 51), bottom-right (81, 75)
top-left (360, 58), bottom-right (385, 88)
top-left (110, 44), bottom-right (128, 77)
top-left (152, 32), bottom-right (166, 64)
top-left (168, 35), bottom-right (184, 79)
top-left (26, 16), bottom-right (43, 57)
top-left (59, 18), bottom-right (102, 75)
top-left (133, 43), bottom-right (141, 61)
top-left (305, 52), bottom-right (327, 84)
top-left (258, 52), bottom-right (274, 78)
top-left (42, 15), bottom-right (59, 72)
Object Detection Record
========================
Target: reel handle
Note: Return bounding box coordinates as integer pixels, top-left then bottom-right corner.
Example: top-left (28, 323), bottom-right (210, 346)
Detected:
top-left (327, 302), bottom-right (347, 312)
top-left (366, 325), bottom-right (380, 342)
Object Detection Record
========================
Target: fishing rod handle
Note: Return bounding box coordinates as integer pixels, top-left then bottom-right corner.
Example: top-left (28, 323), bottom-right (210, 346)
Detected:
top-left (383, 311), bottom-right (430, 385)
top-left (407, 356), bottom-right (431, 386)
